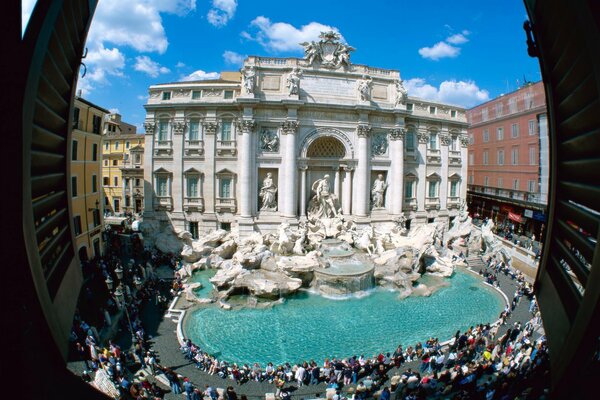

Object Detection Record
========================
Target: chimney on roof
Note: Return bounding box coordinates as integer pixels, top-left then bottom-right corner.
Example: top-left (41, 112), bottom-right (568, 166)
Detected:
top-left (76, 89), bottom-right (82, 97)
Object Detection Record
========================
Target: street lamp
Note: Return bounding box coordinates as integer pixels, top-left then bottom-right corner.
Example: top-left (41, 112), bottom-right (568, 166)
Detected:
top-left (105, 276), bottom-right (114, 291)
top-left (115, 266), bottom-right (123, 280)
top-left (114, 284), bottom-right (137, 347)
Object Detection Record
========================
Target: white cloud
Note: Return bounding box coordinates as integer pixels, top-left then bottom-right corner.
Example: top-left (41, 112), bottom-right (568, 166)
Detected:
top-left (22, 0), bottom-right (36, 36)
top-left (446, 33), bottom-right (469, 45)
top-left (405, 78), bottom-right (490, 108)
top-left (242, 16), bottom-right (342, 52)
top-left (109, 108), bottom-right (120, 114)
top-left (137, 94), bottom-right (149, 100)
top-left (134, 56), bottom-right (171, 77)
top-left (180, 70), bottom-right (220, 81)
top-left (77, 0), bottom-right (196, 93)
top-left (207, 0), bottom-right (237, 27)
top-left (223, 50), bottom-right (245, 65)
top-left (418, 42), bottom-right (460, 61)
top-left (176, 61), bottom-right (186, 68)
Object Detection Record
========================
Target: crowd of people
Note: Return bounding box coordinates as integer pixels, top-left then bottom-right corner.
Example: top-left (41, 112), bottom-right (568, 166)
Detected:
top-left (172, 252), bottom-right (549, 400)
top-left (70, 228), bottom-right (551, 399)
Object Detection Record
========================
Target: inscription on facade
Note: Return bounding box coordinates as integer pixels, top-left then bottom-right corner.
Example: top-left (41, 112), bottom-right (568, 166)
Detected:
top-left (262, 75), bottom-right (281, 91)
top-left (372, 84), bottom-right (388, 100)
top-left (302, 75), bottom-right (355, 97)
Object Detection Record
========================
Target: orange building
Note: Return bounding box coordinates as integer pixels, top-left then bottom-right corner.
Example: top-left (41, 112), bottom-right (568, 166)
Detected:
top-left (466, 81), bottom-right (548, 238)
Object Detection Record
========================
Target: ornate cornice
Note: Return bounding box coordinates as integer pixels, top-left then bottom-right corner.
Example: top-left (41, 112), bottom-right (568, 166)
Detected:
top-left (439, 133), bottom-right (451, 146)
top-left (460, 134), bottom-right (469, 147)
top-left (356, 124), bottom-right (371, 138)
top-left (281, 120), bottom-right (299, 135)
top-left (417, 131), bottom-right (429, 144)
top-left (236, 119), bottom-right (256, 134)
top-left (389, 128), bottom-right (406, 141)
top-left (202, 122), bottom-right (218, 135)
top-left (144, 122), bottom-right (155, 134)
top-left (173, 121), bottom-right (186, 135)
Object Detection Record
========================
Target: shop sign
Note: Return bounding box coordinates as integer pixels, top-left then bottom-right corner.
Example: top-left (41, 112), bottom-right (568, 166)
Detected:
top-left (508, 212), bottom-right (523, 223)
top-left (501, 205), bottom-right (513, 213)
top-left (492, 206), bottom-right (500, 211)
top-left (524, 209), bottom-right (533, 218)
top-left (532, 211), bottom-right (547, 222)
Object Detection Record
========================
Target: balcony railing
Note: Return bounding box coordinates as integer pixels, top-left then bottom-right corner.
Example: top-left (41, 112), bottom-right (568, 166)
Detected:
top-left (447, 196), bottom-right (461, 208)
top-left (154, 196), bottom-right (173, 211)
top-left (403, 197), bottom-right (417, 211)
top-left (215, 197), bottom-right (236, 213)
top-left (154, 140), bottom-right (173, 156)
top-left (216, 140), bottom-right (237, 156)
top-left (426, 148), bottom-right (441, 164)
top-left (425, 197), bottom-right (440, 210)
top-left (183, 197), bottom-right (204, 212)
top-left (185, 139), bottom-right (205, 156)
top-left (449, 150), bottom-right (462, 165)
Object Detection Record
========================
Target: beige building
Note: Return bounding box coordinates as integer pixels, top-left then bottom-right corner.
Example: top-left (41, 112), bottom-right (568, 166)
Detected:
top-left (102, 113), bottom-right (145, 215)
top-left (71, 97), bottom-right (107, 260)
top-left (143, 32), bottom-right (468, 237)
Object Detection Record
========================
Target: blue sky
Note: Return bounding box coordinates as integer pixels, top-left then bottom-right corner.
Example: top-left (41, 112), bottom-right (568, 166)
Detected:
top-left (23, 0), bottom-right (541, 130)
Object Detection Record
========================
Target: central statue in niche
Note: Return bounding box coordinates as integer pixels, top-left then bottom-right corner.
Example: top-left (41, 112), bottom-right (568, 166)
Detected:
top-left (307, 174), bottom-right (341, 219)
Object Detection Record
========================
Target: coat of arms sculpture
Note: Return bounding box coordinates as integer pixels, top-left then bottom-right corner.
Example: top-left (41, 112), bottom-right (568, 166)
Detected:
top-left (300, 31), bottom-right (355, 69)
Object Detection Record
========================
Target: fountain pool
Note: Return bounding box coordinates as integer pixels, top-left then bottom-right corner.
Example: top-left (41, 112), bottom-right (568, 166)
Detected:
top-left (184, 270), bottom-right (504, 366)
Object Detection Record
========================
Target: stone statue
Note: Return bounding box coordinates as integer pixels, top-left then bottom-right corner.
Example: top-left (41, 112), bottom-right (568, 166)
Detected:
top-left (300, 31), bottom-right (355, 68)
top-left (260, 129), bottom-right (279, 152)
top-left (286, 67), bottom-right (302, 95)
top-left (371, 174), bottom-right (387, 209)
top-left (395, 79), bottom-right (408, 106)
top-left (357, 75), bottom-right (372, 101)
top-left (259, 173), bottom-right (277, 211)
top-left (242, 67), bottom-right (256, 94)
top-left (307, 174), bottom-right (339, 219)
top-left (300, 41), bottom-right (322, 65)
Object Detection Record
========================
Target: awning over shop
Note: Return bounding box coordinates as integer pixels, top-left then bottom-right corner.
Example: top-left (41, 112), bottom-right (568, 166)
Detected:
top-left (508, 212), bottom-right (523, 223)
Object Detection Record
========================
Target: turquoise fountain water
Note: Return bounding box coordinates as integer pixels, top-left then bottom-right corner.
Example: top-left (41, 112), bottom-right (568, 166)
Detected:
top-left (190, 269), bottom-right (217, 298)
top-left (184, 270), bottom-right (504, 366)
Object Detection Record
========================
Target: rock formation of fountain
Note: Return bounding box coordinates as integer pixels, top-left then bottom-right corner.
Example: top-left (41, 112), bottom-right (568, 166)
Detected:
top-left (141, 200), bottom-right (510, 304)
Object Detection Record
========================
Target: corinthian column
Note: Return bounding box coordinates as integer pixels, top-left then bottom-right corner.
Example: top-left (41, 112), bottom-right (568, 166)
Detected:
top-left (354, 124), bottom-right (371, 216)
top-left (238, 119), bottom-right (255, 217)
top-left (439, 132), bottom-right (450, 212)
top-left (281, 120), bottom-right (299, 217)
top-left (389, 128), bottom-right (405, 215)
top-left (416, 130), bottom-right (429, 213)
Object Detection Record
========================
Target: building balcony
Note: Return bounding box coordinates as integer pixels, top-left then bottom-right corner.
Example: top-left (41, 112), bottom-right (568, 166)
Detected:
top-left (403, 197), bottom-right (417, 211)
top-left (154, 140), bottom-right (173, 157)
top-left (449, 150), bottom-right (462, 165)
top-left (425, 197), bottom-right (441, 210)
top-left (154, 196), bottom-right (173, 211)
top-left (183, 197), bottom-right (204, 212)
top-left (426, 149), bottom-right (441, 164)
top-left (216, 140), bottom-right (237, 156)
top-left (215, 197), bottom-right (236, 213)
top-left (447, 196), bottom-right (461, 209)
top-left (404, 148), bottom-right (417, 162)
top-left (184, 140), bottom-right (205, 156)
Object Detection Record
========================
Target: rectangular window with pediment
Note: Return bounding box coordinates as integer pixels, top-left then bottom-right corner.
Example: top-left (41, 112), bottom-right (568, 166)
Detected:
top-left (404, 181), bottom-right (414, 198)
top-left (220, 178), bottom-right (232, 198)
top-left (158, 120), bottom-right (169, 142)
top-left (450, 181), bottom-right (458, 197)
top-left (221, 121), bottom-right (232, 141)
top-left (428, 181), bottom-right (438, 198)
top-left (405, 132), bottom-right (415, 151)
top-left (189, 120), bottom-right (200, 141)
top-left (157, 176), bottom-right (168, 196)
top-left (187, 176), bottom-right (199, 198)
top-left (428, 133), bottom-right (438, 150)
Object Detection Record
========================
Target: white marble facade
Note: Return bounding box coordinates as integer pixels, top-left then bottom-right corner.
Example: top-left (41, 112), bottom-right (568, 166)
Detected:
top-left (143, 32), bottom-right (468, 236)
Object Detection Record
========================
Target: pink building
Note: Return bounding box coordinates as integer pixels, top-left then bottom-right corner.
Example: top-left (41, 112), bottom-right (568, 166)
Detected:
top-left (467, 81), bottom-right (548, 238)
